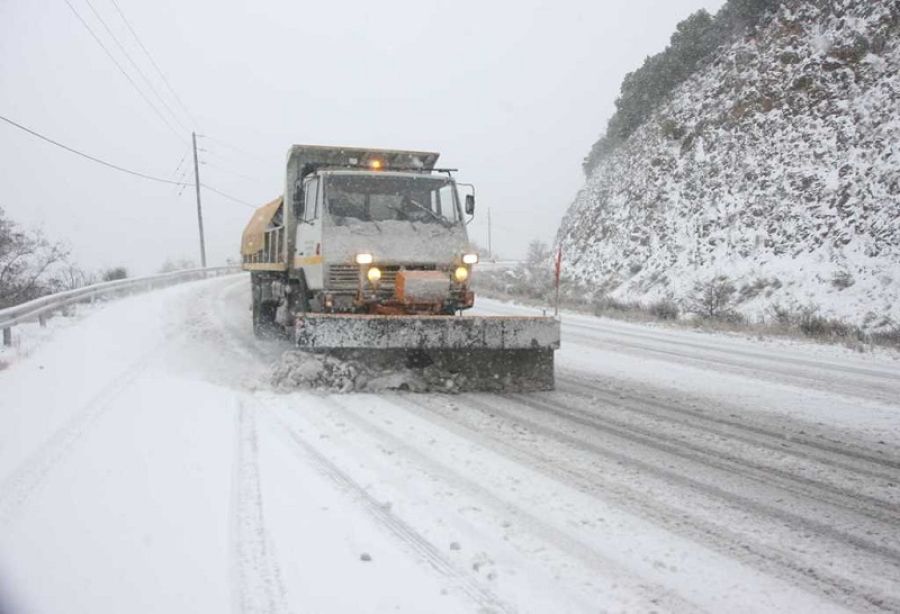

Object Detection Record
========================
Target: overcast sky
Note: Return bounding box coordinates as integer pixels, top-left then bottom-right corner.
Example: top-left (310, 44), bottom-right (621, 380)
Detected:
top-left (1, 0), bottom-right (724, 274)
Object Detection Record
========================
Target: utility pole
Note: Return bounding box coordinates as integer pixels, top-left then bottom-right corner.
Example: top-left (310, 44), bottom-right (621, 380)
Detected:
top-left (191, 131), bottom-right (207, 268)
top-left (487, 207), bottom-right (493, 261)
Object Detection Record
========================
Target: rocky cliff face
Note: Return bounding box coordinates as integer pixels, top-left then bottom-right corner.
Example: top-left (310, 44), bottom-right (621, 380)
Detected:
top-left (558, 0), bottom-right (899, 328)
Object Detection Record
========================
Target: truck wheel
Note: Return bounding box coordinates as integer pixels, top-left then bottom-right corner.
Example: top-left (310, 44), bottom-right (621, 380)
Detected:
top-left (251, 274), bottom-right (278, 337)
top-left (296, 275), bottom-right (311, 314)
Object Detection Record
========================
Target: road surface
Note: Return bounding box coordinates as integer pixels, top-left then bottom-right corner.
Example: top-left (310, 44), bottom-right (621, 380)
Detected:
top-left (1, 274), bottom-right (898, 613)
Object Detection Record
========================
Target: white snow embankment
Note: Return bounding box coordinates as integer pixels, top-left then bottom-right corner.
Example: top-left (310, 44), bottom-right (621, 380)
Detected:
top-left (0, 278), bottom-right (243, 613)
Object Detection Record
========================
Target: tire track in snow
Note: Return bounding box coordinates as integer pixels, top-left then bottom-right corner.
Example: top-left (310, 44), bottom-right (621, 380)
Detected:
top-left (564, 328), bottom-right (900, 404)
top-left (559, 373), bottom-right (900, 480)
top-left (561, 319), bottom-right (900, 383)
top-left (231, 401), bottom-right (289, 614)
top-left (512, 391), bottom-right (900, 528)
top-left (296, 394), bottom-right (704, 614)
top-left (212, 281), bottom-right (515, 612)
top-left (0, 339), bottom-right (171, 528)
top-left (266, 411), bottom-right (516, 614)
top-left (212, 282), bottom-right (518, 612)
top-left (415, 393), bottom-right (900, 614)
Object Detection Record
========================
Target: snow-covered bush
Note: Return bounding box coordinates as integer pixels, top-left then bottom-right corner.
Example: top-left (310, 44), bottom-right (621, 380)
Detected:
top-left (687, 275), bottom-right (737, 320)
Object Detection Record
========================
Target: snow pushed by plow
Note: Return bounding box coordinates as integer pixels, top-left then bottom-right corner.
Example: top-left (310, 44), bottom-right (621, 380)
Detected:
top-left (270, 348), bottom-right (552, 394)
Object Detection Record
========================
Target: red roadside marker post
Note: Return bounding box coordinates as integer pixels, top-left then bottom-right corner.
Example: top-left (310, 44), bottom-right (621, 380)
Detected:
top-left (554, 246), bottom-right (562, 317)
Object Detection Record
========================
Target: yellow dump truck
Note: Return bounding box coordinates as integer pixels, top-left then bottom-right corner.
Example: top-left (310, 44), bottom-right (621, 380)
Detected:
top-left (241, 145), bottom-right (559, 390)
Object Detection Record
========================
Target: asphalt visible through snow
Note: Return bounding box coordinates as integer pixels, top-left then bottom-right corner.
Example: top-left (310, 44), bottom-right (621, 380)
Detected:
top-left (1, 274), bottom-right (898, 613)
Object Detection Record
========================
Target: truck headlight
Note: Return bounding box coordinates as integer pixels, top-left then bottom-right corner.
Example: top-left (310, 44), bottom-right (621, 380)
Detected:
top-left (356, 253), bottom-right (374, 265)
top-left (462, 253), bottom-right (479, 265)
top-left (367, 267), bottom-right (382, 283)
top-left (454, 266), bottom-right (469, 282)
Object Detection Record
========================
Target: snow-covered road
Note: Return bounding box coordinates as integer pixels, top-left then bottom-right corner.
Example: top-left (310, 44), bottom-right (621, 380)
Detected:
top-left (1, 275), bottom-right (898, 613)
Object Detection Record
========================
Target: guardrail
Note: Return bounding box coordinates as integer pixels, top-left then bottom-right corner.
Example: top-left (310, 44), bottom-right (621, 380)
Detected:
top-left (0, 266), bottom-right (242, 346)
top-left (475, 260), bottom-right (522, 272)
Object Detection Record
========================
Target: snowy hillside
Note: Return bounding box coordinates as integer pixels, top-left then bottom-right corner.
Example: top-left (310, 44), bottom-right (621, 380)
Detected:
top-left (558, 0), bottom-right (900, 328)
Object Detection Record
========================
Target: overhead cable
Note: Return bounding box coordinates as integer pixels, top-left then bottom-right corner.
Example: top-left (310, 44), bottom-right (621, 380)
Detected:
top-left (1, 113), bottom-right (255, 209)
top-left (62, 0), bottom-right (187, 143)
top-left (202, 135), bottom-right (267, 163)
top-left (108, 0), bottom-right (199, 128)
top-left (1, 112), bottom-right (187, 186)
top-left (200, 159), bottom-right (259, 182)
top-left (81, 0), bottom-right (190, 132)
top-left (200, 183), bottom-right (256, 208)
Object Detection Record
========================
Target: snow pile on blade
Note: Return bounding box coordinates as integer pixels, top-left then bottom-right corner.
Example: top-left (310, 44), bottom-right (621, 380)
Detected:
top-left (270, 349), bottom-right (549, 393)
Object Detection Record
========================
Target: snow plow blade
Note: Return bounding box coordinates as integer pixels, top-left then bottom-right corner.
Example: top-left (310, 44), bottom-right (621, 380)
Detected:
top-left (294, 314), bottom-right (560, 391)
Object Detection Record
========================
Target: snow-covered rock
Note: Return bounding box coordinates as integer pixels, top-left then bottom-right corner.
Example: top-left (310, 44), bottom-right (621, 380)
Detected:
top-left (558, 0), bottom-right (900, 328)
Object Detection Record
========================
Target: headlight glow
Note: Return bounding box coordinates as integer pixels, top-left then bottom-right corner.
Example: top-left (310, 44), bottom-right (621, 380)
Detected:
top-left (454, 266), bottom-right (469, 282)
top-left (462, 253), bottom-right (479, 265)
top-left (367, 267), bottom-right (382, 283)
top-left (356, 253), bottom-right (374, 265)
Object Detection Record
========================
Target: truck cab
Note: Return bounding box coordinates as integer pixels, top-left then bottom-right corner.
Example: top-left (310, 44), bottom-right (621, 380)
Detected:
top-left (297, 168), bottom-right (475, 315)
top-left (242, 145), bottom-right (478, 329)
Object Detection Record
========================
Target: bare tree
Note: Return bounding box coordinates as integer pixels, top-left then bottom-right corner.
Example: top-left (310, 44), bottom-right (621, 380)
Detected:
top-left (0, 207), bottom-right (69, 308)
top-left (51, 264), bottom-right (96, 292)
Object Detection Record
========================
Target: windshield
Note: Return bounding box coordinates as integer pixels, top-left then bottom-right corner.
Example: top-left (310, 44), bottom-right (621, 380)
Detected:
top-left (324, 174), bottom-right (461, 226)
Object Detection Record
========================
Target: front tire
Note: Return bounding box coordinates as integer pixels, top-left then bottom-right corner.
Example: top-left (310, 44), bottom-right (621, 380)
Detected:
top-left (251, 274), bottom-right (278, 338)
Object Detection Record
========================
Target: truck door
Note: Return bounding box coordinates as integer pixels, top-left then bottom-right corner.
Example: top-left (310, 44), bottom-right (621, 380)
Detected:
top-left (296, 177), bottom-right (324, 289)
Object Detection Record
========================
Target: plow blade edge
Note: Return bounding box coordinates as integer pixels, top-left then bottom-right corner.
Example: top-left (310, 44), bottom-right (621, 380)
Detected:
top-left (294, 314), bottom-right (561, 391)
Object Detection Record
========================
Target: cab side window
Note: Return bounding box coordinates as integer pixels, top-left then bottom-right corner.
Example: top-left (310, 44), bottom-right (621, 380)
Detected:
top-left (303, 179), bottom-right (319, 222)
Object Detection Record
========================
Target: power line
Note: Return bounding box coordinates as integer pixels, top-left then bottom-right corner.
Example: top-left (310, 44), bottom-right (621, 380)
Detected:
top-left (172, 149), bottom-right (189, 176)
top-left (62, 0), bottom-right (187, 143)
top-left (1, 113), bottom-right (256, 209)
top-left (200, 183), bottom-right (256, 208)
top-left (81, 0), bottom-right (190, 132)
top-left (174, 166), bottom-right (191, 195)
top-left (1, 113), bottom-right (187, 186)
top-left (202, 135), bottom-right (267, 163)
top-left (200, 159), bottom-right (259, 182)
top-left (108, 0), bottom-right (199, 128)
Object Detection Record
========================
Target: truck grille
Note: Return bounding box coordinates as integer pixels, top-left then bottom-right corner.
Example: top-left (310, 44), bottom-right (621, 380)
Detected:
top-left (326, 264), bottom-right (443, 298)
top-left (326, 265), bottom-right (358, 291)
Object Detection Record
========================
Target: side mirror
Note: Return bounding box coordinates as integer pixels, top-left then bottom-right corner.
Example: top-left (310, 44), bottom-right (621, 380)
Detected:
top-left (465, 194), bottom-right (475, 215)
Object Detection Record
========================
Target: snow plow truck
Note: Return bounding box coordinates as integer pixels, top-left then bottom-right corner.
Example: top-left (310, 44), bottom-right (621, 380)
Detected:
top-left (240, 145), bottom-right (560, 390)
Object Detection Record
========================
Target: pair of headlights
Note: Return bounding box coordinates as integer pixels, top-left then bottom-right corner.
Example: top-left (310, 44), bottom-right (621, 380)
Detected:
top-left (354, 252), bottom-right (476, 284)
top-left (362, 266), bottom-right (468, 283)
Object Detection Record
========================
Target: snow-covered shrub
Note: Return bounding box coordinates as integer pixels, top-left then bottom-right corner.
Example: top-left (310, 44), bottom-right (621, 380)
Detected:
top-left (796, 306), bottom-right (858, 340)
top-left (831, 271), bottom-right (855, 290)
top-left (592, 294), bottom-right (641, 315)
top-left (648, 298), bottom-right (680, 320)
top-left (102, 267), bottom-right (128, 282)
top-left (687, 275), bottom-right (737, 319)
